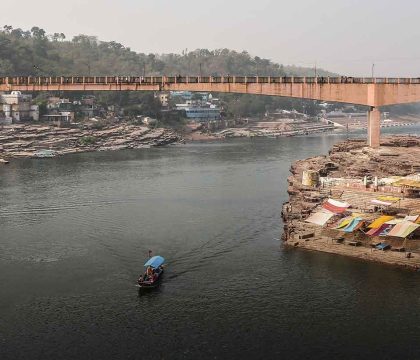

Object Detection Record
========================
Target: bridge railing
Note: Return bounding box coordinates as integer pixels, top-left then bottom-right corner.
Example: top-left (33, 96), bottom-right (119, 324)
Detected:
top-left (1, 76), bottom-right (420, 86)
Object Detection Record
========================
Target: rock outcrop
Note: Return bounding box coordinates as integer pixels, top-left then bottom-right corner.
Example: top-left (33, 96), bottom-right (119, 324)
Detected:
top-left (0, 124), bottom-right (183, 160)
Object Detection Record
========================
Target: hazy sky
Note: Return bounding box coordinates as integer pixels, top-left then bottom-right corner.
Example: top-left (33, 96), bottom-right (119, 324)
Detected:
top-left (1, 0), bottom-right (419, 76)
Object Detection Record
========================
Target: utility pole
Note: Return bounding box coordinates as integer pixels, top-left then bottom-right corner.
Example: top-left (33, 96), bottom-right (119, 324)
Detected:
top-left (314, 62), bottom-right (317, 78)
top-left (371, 63), bottom-right (375, 78)
top-left (199, 63), bottom-right (202, 78)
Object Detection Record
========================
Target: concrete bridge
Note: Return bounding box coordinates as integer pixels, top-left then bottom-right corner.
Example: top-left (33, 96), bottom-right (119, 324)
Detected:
top-left (2, 75), bottom-right (420, 148)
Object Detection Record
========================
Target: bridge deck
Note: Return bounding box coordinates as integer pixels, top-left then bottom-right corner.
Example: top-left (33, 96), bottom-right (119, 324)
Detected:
top-left (1, 76), bottom-right (420, 107)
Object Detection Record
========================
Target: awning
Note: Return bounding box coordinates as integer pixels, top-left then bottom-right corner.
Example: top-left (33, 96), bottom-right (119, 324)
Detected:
top-left (404, 215), bottom-right (419, 223)
top-left (377, 196), bottom-right (400, 202)
top-left (322, 199), bottom-right (350, 214)
top-left (335, 217), bottom-right (353, 229)
top-left (392, 179), bottom-right (420, 188)
top-left (371, 199), bottom-right (392, 207)
top-left (368, 215), bottom-right (395, 229)
top-left (305, 211), bottom-right (334, 226)
top-left (387, 221), bottom-right (420, 238)
top-left (385, 219), bottom-right (404, 225)
top-left (342, 217), bottom-right (363, 233)
top-left (144, 255), bottom-right (165, 268)
top-left (366, 223), bottom-right (394, 237)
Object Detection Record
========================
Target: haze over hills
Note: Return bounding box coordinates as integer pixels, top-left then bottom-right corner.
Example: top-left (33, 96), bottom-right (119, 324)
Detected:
top-left (0, 26), bottom-right (335, 77)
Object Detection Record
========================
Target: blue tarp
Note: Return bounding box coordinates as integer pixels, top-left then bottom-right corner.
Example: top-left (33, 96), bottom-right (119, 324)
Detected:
top-left (144, 256), bottom-right (165, 268)
top-left (342, 217), bottom-right (363, 233)
top-left (376, 243), bottom-right (391, 251)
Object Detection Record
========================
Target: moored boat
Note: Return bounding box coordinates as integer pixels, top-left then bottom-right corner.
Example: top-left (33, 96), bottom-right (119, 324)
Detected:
top-left (137, 255), bottom-right (165, 289)
top-left (32, 149), bottom-right (57, 158)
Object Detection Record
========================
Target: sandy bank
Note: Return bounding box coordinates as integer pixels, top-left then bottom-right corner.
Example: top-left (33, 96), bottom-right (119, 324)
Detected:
top-left (282, 136), bottom-right (420, 271)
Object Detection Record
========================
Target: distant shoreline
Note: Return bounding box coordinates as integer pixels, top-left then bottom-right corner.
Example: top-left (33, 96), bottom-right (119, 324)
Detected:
top-left (0, 123), bottom-right (183, 161)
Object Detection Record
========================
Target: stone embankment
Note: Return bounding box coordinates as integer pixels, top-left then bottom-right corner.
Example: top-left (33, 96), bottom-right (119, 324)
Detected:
top-left (0, 124), bottom-right (183, 160)
top-left (282, 136), bottom-right (420, 270)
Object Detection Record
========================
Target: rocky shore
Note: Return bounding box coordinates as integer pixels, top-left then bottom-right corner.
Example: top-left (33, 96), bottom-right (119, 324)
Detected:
top-left (282, 136), bottom-right (420, 270)
top-left (0, 123), bottom-right (183, 160)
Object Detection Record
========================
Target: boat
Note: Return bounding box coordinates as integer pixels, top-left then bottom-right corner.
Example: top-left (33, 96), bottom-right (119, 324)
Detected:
top-left (137, 255), bottom-right (165, 289)
top-left (32, 149), bottom-right (57, 158)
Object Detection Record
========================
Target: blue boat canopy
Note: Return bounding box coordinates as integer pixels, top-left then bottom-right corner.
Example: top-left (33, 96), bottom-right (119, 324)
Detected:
top-left (144, 255), bottom-right (165, 269)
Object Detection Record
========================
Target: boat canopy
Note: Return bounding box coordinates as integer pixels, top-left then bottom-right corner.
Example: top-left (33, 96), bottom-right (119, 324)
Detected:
top-left (144, 255), bottom-right (165, 269)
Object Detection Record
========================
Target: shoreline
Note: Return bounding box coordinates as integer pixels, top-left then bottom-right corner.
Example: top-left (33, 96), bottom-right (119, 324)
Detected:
top-left (281, 136), bottom-right (420, 271)
top-left (0, 123), bottom-right (183, 161)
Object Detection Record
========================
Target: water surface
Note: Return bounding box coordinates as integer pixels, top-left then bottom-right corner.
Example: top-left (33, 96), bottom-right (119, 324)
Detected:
top-left (1, 129), bottom-right (420, 359)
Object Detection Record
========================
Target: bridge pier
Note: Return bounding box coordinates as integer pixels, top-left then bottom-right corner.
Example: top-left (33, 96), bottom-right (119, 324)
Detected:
top-left (367, 107), bottom-right (381, 148)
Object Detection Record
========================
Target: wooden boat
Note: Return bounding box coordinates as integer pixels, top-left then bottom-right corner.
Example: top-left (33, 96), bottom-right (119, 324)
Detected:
top-left (137, 255), bottom-right (165, 289)
top-left (32, 149), bottom-right (57, 158)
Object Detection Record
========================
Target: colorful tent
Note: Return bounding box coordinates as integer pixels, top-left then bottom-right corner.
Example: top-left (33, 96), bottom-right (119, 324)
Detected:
top-left (371, 199), bottom-right (392, 207)
top-left (305, 211), bottom-right (334, 226)
top-left (392, 179), bottom-right (420, 188)
top-left (342, 217), bottom-right (363, 233)
top-left (385, 219), bottom-right (404, 225)
top-left (335, 217), bottom-right (353, 229)
top-left (377, 196), bottom-right (400, 202)
top-left (368, 215), bottom-right (395, 229)
top-left (322, 199), bottom-right (350, 214)
top-left (366, 224), bottom-right (394, 237)
top-left (404, 215), bottom-right (419, 223)
top-left (387, 221), bottom-right (420, 238)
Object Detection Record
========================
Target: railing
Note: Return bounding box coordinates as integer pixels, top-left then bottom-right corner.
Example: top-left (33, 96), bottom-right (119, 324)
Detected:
top-left (1, 76), bottom-right (420, 86)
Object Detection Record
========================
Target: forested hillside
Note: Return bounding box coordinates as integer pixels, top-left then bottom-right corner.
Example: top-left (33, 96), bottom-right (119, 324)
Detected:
top-left (0, 25), bottom-right (333, 77)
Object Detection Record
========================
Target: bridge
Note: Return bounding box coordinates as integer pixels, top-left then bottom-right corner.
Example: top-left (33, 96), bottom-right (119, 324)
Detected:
top-left (2, 75), bottom-right (420, 148)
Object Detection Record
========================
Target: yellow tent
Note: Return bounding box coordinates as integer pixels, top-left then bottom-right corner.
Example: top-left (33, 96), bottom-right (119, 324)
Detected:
top-left (377, 196), bottom-right (400, 202)
top-left (368, 215), bottom-right (395, 229)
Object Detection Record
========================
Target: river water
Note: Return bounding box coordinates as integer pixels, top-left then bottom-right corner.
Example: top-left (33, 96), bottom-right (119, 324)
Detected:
top-left (1, 128), bottom-right (420, 359)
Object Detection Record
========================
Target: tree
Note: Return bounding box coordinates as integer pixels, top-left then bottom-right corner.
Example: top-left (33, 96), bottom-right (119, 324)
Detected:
top-left (31, 26), bottom-right (46, 38)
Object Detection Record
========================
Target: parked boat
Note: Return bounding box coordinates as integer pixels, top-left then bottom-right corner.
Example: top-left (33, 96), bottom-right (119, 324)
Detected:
top-left (32, 149), bottom-right (57, 158)
top-left (137, 255), bottom-right (165, 289)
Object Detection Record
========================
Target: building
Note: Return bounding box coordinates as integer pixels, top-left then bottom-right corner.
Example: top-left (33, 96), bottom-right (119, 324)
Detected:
top-left (77, 95), bottom-right (97, 118)
top-left (170, 91), bottom-right (193, 100)
top-left (181, 106), bottom-right (221, 121)
top-left (0, 91), bottom-right (39, 124)
top-left (155, 92), bottom-right (170, 107)
top-left (42, 112), bottom-right (74, 127)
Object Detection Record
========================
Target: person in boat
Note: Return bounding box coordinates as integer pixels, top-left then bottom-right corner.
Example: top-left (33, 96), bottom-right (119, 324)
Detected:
top-left (146, 266), bottom-right (154, 280)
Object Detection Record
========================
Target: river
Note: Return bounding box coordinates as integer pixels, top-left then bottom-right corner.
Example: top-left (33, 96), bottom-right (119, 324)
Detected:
top-left (1, 127), bottom-right (420, 359)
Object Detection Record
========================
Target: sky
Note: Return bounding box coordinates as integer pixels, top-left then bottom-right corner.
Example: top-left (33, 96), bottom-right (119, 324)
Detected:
top-left (1, 0), bottom-right (419, 76)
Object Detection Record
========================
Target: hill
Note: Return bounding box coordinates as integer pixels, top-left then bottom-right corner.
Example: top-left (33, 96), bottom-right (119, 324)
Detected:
top-left (0, 25), bottom-right (334, 77)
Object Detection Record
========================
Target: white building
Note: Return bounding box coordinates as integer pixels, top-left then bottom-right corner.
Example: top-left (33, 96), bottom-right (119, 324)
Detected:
top-left (0, 91), bottom-right (39, 124)
top-left (156, 92), bottom-right (170, 107)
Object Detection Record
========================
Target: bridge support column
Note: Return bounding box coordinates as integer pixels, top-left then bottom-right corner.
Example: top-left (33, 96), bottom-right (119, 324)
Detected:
top-left (367, 107), bottom-right (380, 148)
